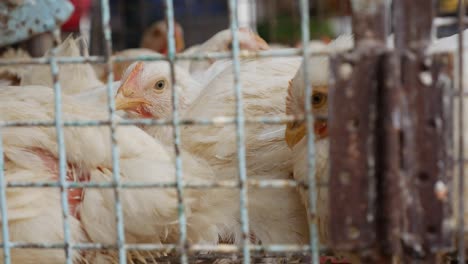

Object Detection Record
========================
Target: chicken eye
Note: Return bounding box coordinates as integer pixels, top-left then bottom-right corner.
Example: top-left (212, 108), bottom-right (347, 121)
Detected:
top-left (312, 92), bottom-right (327, 109)
top-left (154, 80), bottom-right (166, 92)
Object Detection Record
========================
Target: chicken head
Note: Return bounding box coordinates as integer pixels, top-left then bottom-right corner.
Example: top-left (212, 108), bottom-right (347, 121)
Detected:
top-left (285, 34), bottom-right (355, 148)
top-left (114, 60), bottom-right (200, 119)
top-left (285, 59), bottom-right (330, 149)
top-left (285, 85), bottom-right (329, 148)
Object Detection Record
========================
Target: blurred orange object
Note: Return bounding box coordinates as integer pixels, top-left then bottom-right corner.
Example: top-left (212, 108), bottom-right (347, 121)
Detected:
top-left (140, 20), bottom-right (185, 54)
top-left (321, 36), bottom-right (332, 44)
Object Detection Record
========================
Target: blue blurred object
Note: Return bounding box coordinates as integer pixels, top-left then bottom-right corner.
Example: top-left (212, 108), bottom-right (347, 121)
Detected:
top-left (0, 0), bottom-right (74, 47)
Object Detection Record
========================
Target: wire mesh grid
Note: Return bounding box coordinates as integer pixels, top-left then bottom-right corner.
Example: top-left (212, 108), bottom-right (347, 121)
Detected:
top-left (0, 0), bottom-right (321, 263)
top-left (0, 0), bottom-right (467, 263)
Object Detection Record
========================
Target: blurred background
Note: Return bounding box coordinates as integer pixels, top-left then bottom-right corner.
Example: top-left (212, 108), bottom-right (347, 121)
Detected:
top-left (81, 0), bottom-right (352, 52)
top-left (2, 0), bottom-right (467, 57)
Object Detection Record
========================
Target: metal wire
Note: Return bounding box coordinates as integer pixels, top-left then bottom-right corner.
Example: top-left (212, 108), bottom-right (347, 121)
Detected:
top-left (5, 178), bottom-right (329, 189)
top-left (299, 0), bottom-right (319, 263)
top-left (0, 114), bottom-right (323, 128)
top-left (164, 1), bottom-right (188, 263)
top-left (0, 48), bottom-right (333, 66)
top-left (0, 123), bottom-right (9, 264)
top-left (50, 30), bottom-right (73, 264)
top-left (458, 0), bottom-right (466, 262)
top-left (227, 0), bottom-right (251, 263)
top-left (0, 2), bottom-right (338, 263)
top-left (100, 0), bottom-right (126, 263)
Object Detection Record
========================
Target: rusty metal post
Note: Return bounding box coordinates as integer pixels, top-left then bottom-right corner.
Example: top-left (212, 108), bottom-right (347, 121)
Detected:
top-left (328, 0), bottom-right (389, 260)
top-left (329, 51), bottom-right (381, 250)
top-left (429, 53), bottom-right (455, 251)
top-left (393, 1), bottom-right (454, 262)
top-left (376, 52), bottom-right (404, 260)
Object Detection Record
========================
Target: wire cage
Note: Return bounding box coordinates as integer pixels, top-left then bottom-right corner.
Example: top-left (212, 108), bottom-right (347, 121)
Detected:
top-left (0, 0), bottom-right (467, 263)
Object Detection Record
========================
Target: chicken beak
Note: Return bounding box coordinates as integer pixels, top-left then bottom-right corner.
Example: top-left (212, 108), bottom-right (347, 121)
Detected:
top-left (285, 120), bottom-right (328, 148)
top-left (115, 62), bottom-right (150, 111)
top-left (115, 94), bottom-right (150, 111)
top-left (285, 122), bottom-right (306, 148)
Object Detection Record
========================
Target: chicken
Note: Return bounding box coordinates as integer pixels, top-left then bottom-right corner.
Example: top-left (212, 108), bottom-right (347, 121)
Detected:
top-left (285, 78), bottom-right (329, 242)
top-left (4, 35), bottom-right (126, 113)
top-left (113, 54), bottom-right (314, 245)
top-left (114, 60), bottom-right (208, 120)
top-left (19, 35), bottom-right (104, 94)
top-left (291, 35), bottom-right (376, 263)
top-left (95, 20), bottom-right (183, 83)
top-left (72, 81), bottom-right (122, 111)
top-left (97, 27), bottom-right (267, 84)
top-left (112, 26), bottom-right (270, 121)
top-left (288, 36), bottom-right (367, 264)
top-left (285, 35), bottom-right (356, 262)
top-left (0, 85), bottom-right (236, 263)
top-left (0, 48), bottom-right (31, 85)
top-left (140, 20), bottom-right (185, 55)
top-left (184, 28), bottom-right (269, 75)
top-left (105, 48), bottom-right (158, 82)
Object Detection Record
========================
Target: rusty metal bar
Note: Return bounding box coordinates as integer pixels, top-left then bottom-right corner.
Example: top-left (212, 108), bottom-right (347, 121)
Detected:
top-left (393, 0), bottom-right (433, 51)
top-left (376, 52), bottom-right (403, 260)
top-left (328, 1), bottom-right (388, 260)
top-left (350, 0), bottom-right (389, 44)
top-left (378, 53), bottom-right (454, 263)
top-left (393, 1), bottom-right (456, 263)
top-left (329, 49), bottom-right (385, 259)
top-left (429, 53), bottom-right (455, 251)
top-left (457, 0), bottom-right (467, 263)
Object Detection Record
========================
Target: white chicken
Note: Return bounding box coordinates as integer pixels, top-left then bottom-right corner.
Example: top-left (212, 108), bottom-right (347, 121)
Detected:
top-left (285, 35), bottom-right (364, 264)
top-left (83, 28), bottom-right (268, 108)
top-left (183, 28), bottom-right (269, 75)
top-left (19, 36), bottom-right (104, 94)
top-left (284, 35), bottom-right (353, 243)
top-left (0, 48), bottom-right (31, 86)
top-left (114, 53), bottom-right (315, 245)
top-left (0, 85), bottom-right (236, 263)
top-left (104, 27), bottom-right (268, 82)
